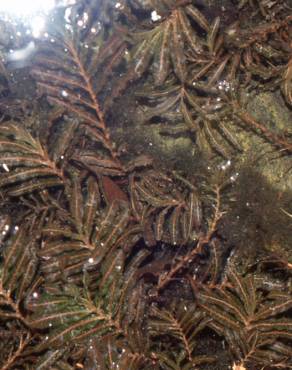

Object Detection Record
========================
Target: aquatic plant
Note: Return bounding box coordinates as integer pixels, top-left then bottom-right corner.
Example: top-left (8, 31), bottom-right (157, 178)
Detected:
top-left (0, 0), bottom-right (291, 368)
top-left (129, 169), bottom-right (203, 246)
top-left (0, 121), bottom-right (65, 196)
top-left (122, 0), bottom-right (292, 155)
top-left (195, 269), bottom-right (292, 368)
top-left (148, 304), bottom-right (215, 369)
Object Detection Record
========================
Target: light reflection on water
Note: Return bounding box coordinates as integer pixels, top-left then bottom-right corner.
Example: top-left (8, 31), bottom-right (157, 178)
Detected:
top-left (0, 0), bottom-right (55, 17)
top-left (0, 0), bottom-right (80, 65)
top-left (0, 0), bottom-right (77, 17)
top-left (0, 0), bottom-right (77, 41)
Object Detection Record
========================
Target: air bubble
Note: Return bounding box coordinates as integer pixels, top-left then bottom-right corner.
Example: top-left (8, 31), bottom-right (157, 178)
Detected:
top-left (151, 10), bottom-right (161, 22)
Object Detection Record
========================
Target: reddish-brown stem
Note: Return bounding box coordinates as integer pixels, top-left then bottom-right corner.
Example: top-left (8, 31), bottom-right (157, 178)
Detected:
top-left (65, 39), bottom-right (122, 166)
top-left (158, 185), bottom-right (223, 292)
top-left (1, 334), bottom-right (31, 370)
top-left (233, 101), bottom-right (292, 153)
top-left (0, 284), bottom-right (28, 326)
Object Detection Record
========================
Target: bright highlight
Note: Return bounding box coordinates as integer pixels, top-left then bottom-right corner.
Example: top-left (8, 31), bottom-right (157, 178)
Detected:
top-left (0, 0), bottom-right (55, 17)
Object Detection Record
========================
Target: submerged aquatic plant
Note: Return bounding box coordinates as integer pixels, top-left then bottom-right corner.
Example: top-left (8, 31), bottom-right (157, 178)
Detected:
top-left (122, 0), bottom-right (292, 156)
top-left (0, 0), bottom-right (291, 369)
top-left (195, 269), bottom-right (292, 368)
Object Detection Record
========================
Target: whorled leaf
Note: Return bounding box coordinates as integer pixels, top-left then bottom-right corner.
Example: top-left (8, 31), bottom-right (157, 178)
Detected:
top-left (1, 224), bottom-right (38, 305)
top-left (84, 334), bottom-right (154, 370)
top-left (135, 78), bottom-right (241, 157)
top-left (0, 122), bottom-right (64, 197)
top-left (130, 170), bottom-right (203, 245)
top-left (127, 1), bottom-right (208, 83)
top-left (26, 243), bottom-right (151, 362)
top-left (149, 304), bottom-right (214, 368)
top-left (31, 8), bottom-right (124, 173)
top-left (26, 285), bottom-right (119, 351)
top-left (39, 174), bottom-right (134, 285)
top-left (197, 269), bottom-right (292, 368)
